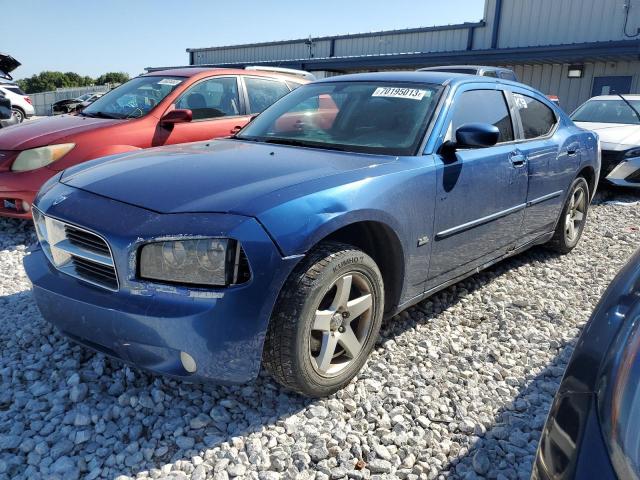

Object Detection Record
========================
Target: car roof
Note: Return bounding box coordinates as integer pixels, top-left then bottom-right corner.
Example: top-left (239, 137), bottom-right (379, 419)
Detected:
top-left (141, 67), bottom-right (308, 83)
top-left (588, 94), bottom-right (640, 101)
top-left (419, 65), bottom-right (512, 72)
top-left (314, 71), bottom-right (517, 87)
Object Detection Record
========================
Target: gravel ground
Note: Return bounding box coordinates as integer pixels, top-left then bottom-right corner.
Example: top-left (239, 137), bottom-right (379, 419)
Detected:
top-left (1, 192), bottom-right (639, 480)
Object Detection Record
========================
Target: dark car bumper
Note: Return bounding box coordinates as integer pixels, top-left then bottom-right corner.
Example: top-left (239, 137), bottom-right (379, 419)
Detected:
top-left (532, 393), bottom-right (616, 480)
top-left (24, 184), bottom-right (301, 384)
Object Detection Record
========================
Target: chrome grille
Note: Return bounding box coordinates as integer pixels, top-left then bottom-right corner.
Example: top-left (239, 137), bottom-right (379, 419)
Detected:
top-left (32, 208), bottom-right (118, 291)
top-left (64, 225), bottom-right (111, 256)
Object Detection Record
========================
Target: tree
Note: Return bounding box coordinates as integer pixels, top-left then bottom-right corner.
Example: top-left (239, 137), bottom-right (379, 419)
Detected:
top-left (95, 72), bottom-right (129, 85)
top-left (15, 71), bottom-right (130, 94)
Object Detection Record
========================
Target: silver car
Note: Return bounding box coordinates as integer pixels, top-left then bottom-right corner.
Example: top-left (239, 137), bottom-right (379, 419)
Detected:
top-left (572, 94), bottom-right (640, 188)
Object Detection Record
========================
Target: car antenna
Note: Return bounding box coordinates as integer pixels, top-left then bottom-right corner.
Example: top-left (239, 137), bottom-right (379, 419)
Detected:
top-left (617, 93), bottom-right (640, 122)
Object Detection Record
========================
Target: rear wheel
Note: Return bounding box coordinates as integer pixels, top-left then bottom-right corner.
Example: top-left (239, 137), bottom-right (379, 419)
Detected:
top-left (11, 107), bottom-right (24, 123)
top-left (546, 177), bottom-right (590, 253)
top-left (263, 242), bottom-right (384, 397)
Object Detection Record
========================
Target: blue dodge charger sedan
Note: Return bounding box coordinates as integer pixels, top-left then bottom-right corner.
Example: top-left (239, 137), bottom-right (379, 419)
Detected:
top-left (24, 72), bottom-right (600, 396)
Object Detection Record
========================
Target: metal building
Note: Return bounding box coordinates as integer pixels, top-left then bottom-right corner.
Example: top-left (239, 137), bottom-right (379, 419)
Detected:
top-left (185, 0), bottom-right (640, 112)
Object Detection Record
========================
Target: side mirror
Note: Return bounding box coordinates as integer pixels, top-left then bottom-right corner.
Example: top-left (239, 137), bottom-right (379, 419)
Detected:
top-left (161, 109), bottom-right (193, 126)
top-left (454, 123), bottom-right (500, 149)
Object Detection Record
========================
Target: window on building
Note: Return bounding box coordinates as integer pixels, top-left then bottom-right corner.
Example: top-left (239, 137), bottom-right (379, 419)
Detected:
top-left (448, 89), bottom-right (514, 143)
top-left (244, 77), bottom-right (291, 114)
top-left (176, 77), bottom-right (240, 120)
top-left (514, 93), bottom-right (557, 139)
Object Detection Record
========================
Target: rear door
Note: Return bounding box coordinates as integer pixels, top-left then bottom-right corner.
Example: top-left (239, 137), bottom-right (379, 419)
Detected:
top-left (428, 85), bottom-right (528, 284)
top-left (154, 75), bottom-right (251, 145)
top-left (509, 88), bottom-right (576, 240)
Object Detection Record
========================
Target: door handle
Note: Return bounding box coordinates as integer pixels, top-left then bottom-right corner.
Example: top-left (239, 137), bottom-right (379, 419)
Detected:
top-left (510, 153), bottom-right (527, 167)
top-left (230, 125), bottom-right (242, 134)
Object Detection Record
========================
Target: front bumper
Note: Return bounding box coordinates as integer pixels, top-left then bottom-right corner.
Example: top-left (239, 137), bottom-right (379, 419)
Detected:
top-left (605, 156), bottom-right (640, 188)
top-left (0, 167), bottom-right (55, 218)
top-left (24, 184), bottom-right (301, 384)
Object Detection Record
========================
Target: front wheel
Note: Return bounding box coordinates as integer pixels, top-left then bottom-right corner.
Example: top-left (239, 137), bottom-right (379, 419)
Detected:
top-left (546, 177), bottom-right (590, 253)
top-left (263, 242), bottom-right (384, 397)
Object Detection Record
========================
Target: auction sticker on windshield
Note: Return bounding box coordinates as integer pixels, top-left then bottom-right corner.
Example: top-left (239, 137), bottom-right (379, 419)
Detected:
top-left (372, 87), bottom-right (428, 101)
top-left (157, 78), bottom-right (182, 86)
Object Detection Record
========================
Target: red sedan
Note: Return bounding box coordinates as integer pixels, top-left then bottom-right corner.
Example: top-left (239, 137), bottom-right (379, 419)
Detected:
top-left (0, 67), bottom-right (309, 218)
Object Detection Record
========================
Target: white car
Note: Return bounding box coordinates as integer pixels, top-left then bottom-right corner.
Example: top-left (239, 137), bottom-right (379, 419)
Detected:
top-left (0, 83), bottom-right (34, 123)
top-left (572, 94), bottom-right (640, 188)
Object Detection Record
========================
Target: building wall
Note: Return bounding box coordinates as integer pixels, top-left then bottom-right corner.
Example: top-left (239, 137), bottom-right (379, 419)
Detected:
top-left (497, 0), bottom-right (640, 48)
top-left (189, 0), bottom-right (640, 64)
top-left (191, 25), bottom-right (475, 65)
top-left (503, 60), bottom-right (640, 113)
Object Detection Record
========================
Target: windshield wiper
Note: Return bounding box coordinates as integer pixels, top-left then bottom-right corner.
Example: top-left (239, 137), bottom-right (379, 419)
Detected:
top-left (617, 94), bottom-right (640, 123)
top-left (81, 111), bottom-right (122, 119)
top-left (262, 138), bottom-right (348, 151)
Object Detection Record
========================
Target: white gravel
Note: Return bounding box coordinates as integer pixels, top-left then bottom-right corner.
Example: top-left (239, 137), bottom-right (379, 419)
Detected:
top-left (0, 193), bottom-right (639, 480)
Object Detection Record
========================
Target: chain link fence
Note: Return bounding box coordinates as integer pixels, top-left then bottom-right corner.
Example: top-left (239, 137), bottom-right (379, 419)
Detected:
top-left (29, 84), bottom-right (118, 116)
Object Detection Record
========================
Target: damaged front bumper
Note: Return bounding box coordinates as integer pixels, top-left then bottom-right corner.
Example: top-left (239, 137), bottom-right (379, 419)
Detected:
top-left (24, 184), bottom-right (300, 384)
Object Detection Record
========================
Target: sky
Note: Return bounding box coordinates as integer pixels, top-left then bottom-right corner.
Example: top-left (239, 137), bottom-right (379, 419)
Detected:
top-left (4, 0), bottom-right (486, 80)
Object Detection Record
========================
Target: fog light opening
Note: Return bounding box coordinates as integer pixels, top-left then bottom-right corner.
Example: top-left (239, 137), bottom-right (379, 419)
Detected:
top-left (21, 201), bottom-right (31, 213)
top-left (180, 351), bottom-right (197, 373)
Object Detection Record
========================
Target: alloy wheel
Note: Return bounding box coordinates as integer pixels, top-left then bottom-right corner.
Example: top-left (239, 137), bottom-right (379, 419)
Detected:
top-left (565, 187), bottom-right (586, 242)
top-left (12, 109), bottom-right (23, 123)
top-left (309, 272), bottom-right (375, 377)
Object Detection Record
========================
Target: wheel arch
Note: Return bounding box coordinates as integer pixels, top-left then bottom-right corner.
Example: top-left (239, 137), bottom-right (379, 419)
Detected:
top-left (315, 219), bottom-right (405, 314)
top-left (577, 165), bottom-right (596, 199)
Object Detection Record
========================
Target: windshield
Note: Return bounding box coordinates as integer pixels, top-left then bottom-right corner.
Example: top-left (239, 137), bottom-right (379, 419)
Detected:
top-left (82, 76), bottom-right (184, 119)
top-left (571, 99), bottom-right (640, 125)
top-left (77, 93), bottom-right (93, 101)
top-left (236, 81), bottom-right (442, 155)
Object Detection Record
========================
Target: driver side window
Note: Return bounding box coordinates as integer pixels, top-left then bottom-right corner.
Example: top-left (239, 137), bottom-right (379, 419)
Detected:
top-left (447, 89), bottom-right (514, 144)
top-left (176, 77), bottom-right (240, 120)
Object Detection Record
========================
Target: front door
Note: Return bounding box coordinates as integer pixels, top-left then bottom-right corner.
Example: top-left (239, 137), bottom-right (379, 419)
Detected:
top-left (592, 76), bottom-right (632, 97)
top-left (428, 87), bottom-right (528, 284)
top-left (153, 76), bottom-right (251, 146)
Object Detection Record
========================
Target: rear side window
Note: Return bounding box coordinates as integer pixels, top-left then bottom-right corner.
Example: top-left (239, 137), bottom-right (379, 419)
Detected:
top-left (244, 77), bottom-right (291, 114)
top-left (514, 93), bottom-right (557, 139)
top-left (499, 71), bottom-right (517, 81)
top-left (5, 86), bottom-right (26, 95)
top-left (448, 89), bottom-right (514, 143)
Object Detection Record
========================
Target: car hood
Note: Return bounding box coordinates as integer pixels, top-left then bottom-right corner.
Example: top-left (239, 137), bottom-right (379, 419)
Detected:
top-left (575, 122), bottom-right (640, 150)
top-left (0, 53), bottom-right (20, 80)
top-left (0, 114), bottom-right (120, 150)
top-left (61, 139), bottom-right (397, 215)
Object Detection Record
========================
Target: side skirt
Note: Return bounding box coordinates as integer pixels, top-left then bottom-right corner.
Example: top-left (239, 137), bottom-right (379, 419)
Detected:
top-left (385, 231), bottom-right (554, 319)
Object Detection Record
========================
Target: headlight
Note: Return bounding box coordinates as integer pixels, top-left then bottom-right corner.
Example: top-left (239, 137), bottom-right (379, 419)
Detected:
top-left (624, 147), bottom-right (640, 159)
top-left (11, 144), bottom-right (75, 172)
top-left (139, 238), bottom-right (240, 287)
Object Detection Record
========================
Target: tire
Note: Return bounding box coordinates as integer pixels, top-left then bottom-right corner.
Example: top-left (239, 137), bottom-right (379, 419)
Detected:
top-left (546, 176), bottom-right (590, 253)
top-left (263, 242), bottom-right (384, 397)
top-left (11, 107), bottom-right (24, 123)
